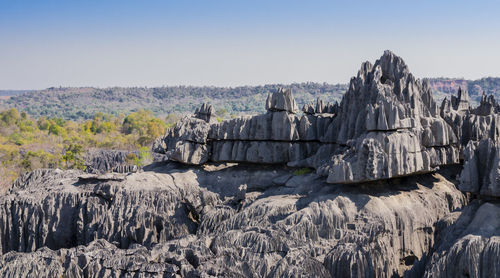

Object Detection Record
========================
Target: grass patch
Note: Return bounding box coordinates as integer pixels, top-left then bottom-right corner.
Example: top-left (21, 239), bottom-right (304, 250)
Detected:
top-left (293, 167), bottom-right (313, 176)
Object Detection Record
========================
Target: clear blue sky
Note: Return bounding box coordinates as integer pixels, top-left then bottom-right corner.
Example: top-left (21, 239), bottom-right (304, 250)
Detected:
top-left (1, 0), bottom-right (499, 89)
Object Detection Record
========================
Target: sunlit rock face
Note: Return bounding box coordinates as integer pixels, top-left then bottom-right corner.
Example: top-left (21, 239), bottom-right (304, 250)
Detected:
top-left (154, 51), bottom-right (466, 184)
top-left (2, 50), bottom-right (500, 277)
top-left (314, 51), bottom-right (462, 183)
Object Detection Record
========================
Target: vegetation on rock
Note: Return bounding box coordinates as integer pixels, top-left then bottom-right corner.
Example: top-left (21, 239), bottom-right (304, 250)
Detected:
top-left (0, 108), bottom-right (169, 190)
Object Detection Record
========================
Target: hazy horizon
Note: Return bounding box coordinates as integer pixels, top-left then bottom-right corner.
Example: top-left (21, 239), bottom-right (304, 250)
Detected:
top-left (1, 0), bottom-right (500, 90)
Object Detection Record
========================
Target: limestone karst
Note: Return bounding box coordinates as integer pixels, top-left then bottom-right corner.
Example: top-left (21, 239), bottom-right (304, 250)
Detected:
top-left (0, 51), bottom-right (499, 278)
top-left (154, 51), bottom-right (464, 184)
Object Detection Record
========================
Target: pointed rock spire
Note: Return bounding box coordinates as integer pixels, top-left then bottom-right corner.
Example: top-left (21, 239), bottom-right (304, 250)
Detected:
top-left (266, 88), bottom-right (298, 113)
top-left (194, 103), bottom-right (216, 123)
top-left (450, 87), bottom-right (470, 112)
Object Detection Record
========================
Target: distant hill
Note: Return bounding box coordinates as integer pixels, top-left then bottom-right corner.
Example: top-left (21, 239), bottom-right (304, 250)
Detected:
top-left (0, 83), bottom-right (347, 120)
top-left (1, 78), bottom-right (500, 120)
top-left (427, 77), bottom-right (500, 105)
top-left (0, 90), bottom-right (34, 100)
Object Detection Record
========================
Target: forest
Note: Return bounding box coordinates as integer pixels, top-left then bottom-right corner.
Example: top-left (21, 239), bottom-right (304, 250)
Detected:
top-left (0, 108), bottom-right (176, 190)
top-left (2, 79), bottom-right (500, 121)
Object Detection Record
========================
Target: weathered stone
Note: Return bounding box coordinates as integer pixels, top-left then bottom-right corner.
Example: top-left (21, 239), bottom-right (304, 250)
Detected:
top-left (314, 51), bottom-right (459, 183)
top-left (195, 102), bottom-right (216, 123)
top-left (265, 87), bottom-right (298, 113)
top-left (0, 165), bottom-right (467, 277)
top-left (459, 138), bottom-right (500, 197)
top-left (85, 149), bottom-right (138, 174)
top-left (424, 201), bottom-right (500, 278)
top-left (450, 86), bottom-right (470, 112)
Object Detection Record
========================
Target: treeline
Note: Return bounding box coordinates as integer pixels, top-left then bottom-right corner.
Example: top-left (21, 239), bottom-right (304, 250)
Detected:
top-left (0, 83), bottom-right (348, 120)
top-left (0, 108), bottom-right (176, 190)
top-left (2, 79), bottom-right (500, 121)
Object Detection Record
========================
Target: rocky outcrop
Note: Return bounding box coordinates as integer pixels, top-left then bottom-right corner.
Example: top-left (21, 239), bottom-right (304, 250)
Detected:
top-left (156, 88), bottom-right (337, 165)
top-left (4, 51), bottom-right (500, 277)
top-left (424, 201), bottom-right (500, 278)
top-left (194, 102), bottom-right (216, 123)
top-left (302, 98), bottom-right (338, 115)
top-left (0, 163), bottom-right (466, 277)
top-left (266, 87), bottom-right (298, 113)
top-left (156, 117), bottom-right (212, 164)
top-left (459, 139), bottom-right (500, 198)
top-left (0, 239), bottom-right (182, 278)
top-left (154, 51), bottom-right (464, 184)
top-left (451, 87), bottom-right (470, 112)
top-left (314, 51), bottom-right (461, 183)
top-left (85, 149), bottom-right (139, 174)
top-left (440, 90), bottom-right (500, 150)
top-left (472, 92), bottom-right (500, 116)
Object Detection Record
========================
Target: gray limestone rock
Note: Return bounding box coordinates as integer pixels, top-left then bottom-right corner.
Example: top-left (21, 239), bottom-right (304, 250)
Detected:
top-left (302, 98), bottom-right (338, 115)
top-left (265, 87), bottom-right (298, 113)
top-left (472, 92), bottom-right (500, 116)
top-left (459, 138), bottom-right (500, 197)
top-left (85, 149), bottom-right (138, 174)
top-left (441, 88), bottom-right (500, 148)
top-left (161, 116), bottom-right (212, 164)
top-left (450, 86), bottom-right (470, 112)
top-left (315, 51), bottom-right (459, 183)
top-left (0, 165), bottom-right (467, 277)
top-left (424, 201), bottom-right (500, 278)
top-left (195, 102), bottom-right (217, 123)
top-left (153, 51), bottom-right (462, 184)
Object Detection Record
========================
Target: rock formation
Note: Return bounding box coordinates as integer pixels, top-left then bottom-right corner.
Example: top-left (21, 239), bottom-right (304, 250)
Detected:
top-left (154, 51), bottom-right (461, 184)
top-left (194, 103), bottom-right (217, 123)
top-left (85, 149), bottom-right (139, 174)
top-left (459, 139), bottom-right (500, 198)
top-left (0, 163), bottom-right (467, 277)
top-left (423, 201), bottom-right (500, 277)
top-left (2, 50), bottom-right (500, 277)
top-left (266, 87), bottom-right (298, 113)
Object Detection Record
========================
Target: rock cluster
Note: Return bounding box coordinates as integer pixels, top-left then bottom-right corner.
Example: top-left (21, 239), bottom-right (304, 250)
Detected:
top-left (85, 149), bottom-right (138, 174)
top-left (2, 50), bottom-right (500, 277)
top-left (0, 163), bottom-right (468, 277)
top-left (156, 89), bottom-right (337, 165)
top-left (265, 87), bottom-right (298, 113)
top-left (194, 103), bottom-right (217, 123)
top-left (154, 51), bottom-right (464, 184)
top-left (424, 201), bottom-right (500, 277)
top-left (302, 98), bottom-right (338, 115)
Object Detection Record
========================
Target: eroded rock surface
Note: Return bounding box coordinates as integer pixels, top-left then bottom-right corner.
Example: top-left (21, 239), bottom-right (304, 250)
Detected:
top-left (154, 51), bottom-right (464, 184)
top-left (459, 139), bottom-right (500, 198)
top-left (2, 50), bottom-right (500, 277)
top-left (85, 149), bottom-right (139, 174)
top-left (0, 164), bottom-right (466, 277)
top-left (424, 201), bottom-right (500, 278)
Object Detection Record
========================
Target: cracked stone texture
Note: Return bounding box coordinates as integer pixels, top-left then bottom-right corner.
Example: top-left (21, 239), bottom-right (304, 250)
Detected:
top-left (84, 149), bottom-right (138, 174)
top-left (423, 201), bottom-right (500, 278)
top-left (153, 51), bottom-right (464, 184)
top-left (0, 163), bottom-right (467, 277)
top-left (459, 139), bottom-right (500, 197)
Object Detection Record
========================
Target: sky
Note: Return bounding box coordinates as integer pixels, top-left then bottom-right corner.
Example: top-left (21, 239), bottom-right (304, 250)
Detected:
top-left (1, 0), bottom-right (500, 90)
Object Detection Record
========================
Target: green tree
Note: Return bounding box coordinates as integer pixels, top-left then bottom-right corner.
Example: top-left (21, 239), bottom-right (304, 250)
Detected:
top-left (62, 144), bottom-right (85, 170)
